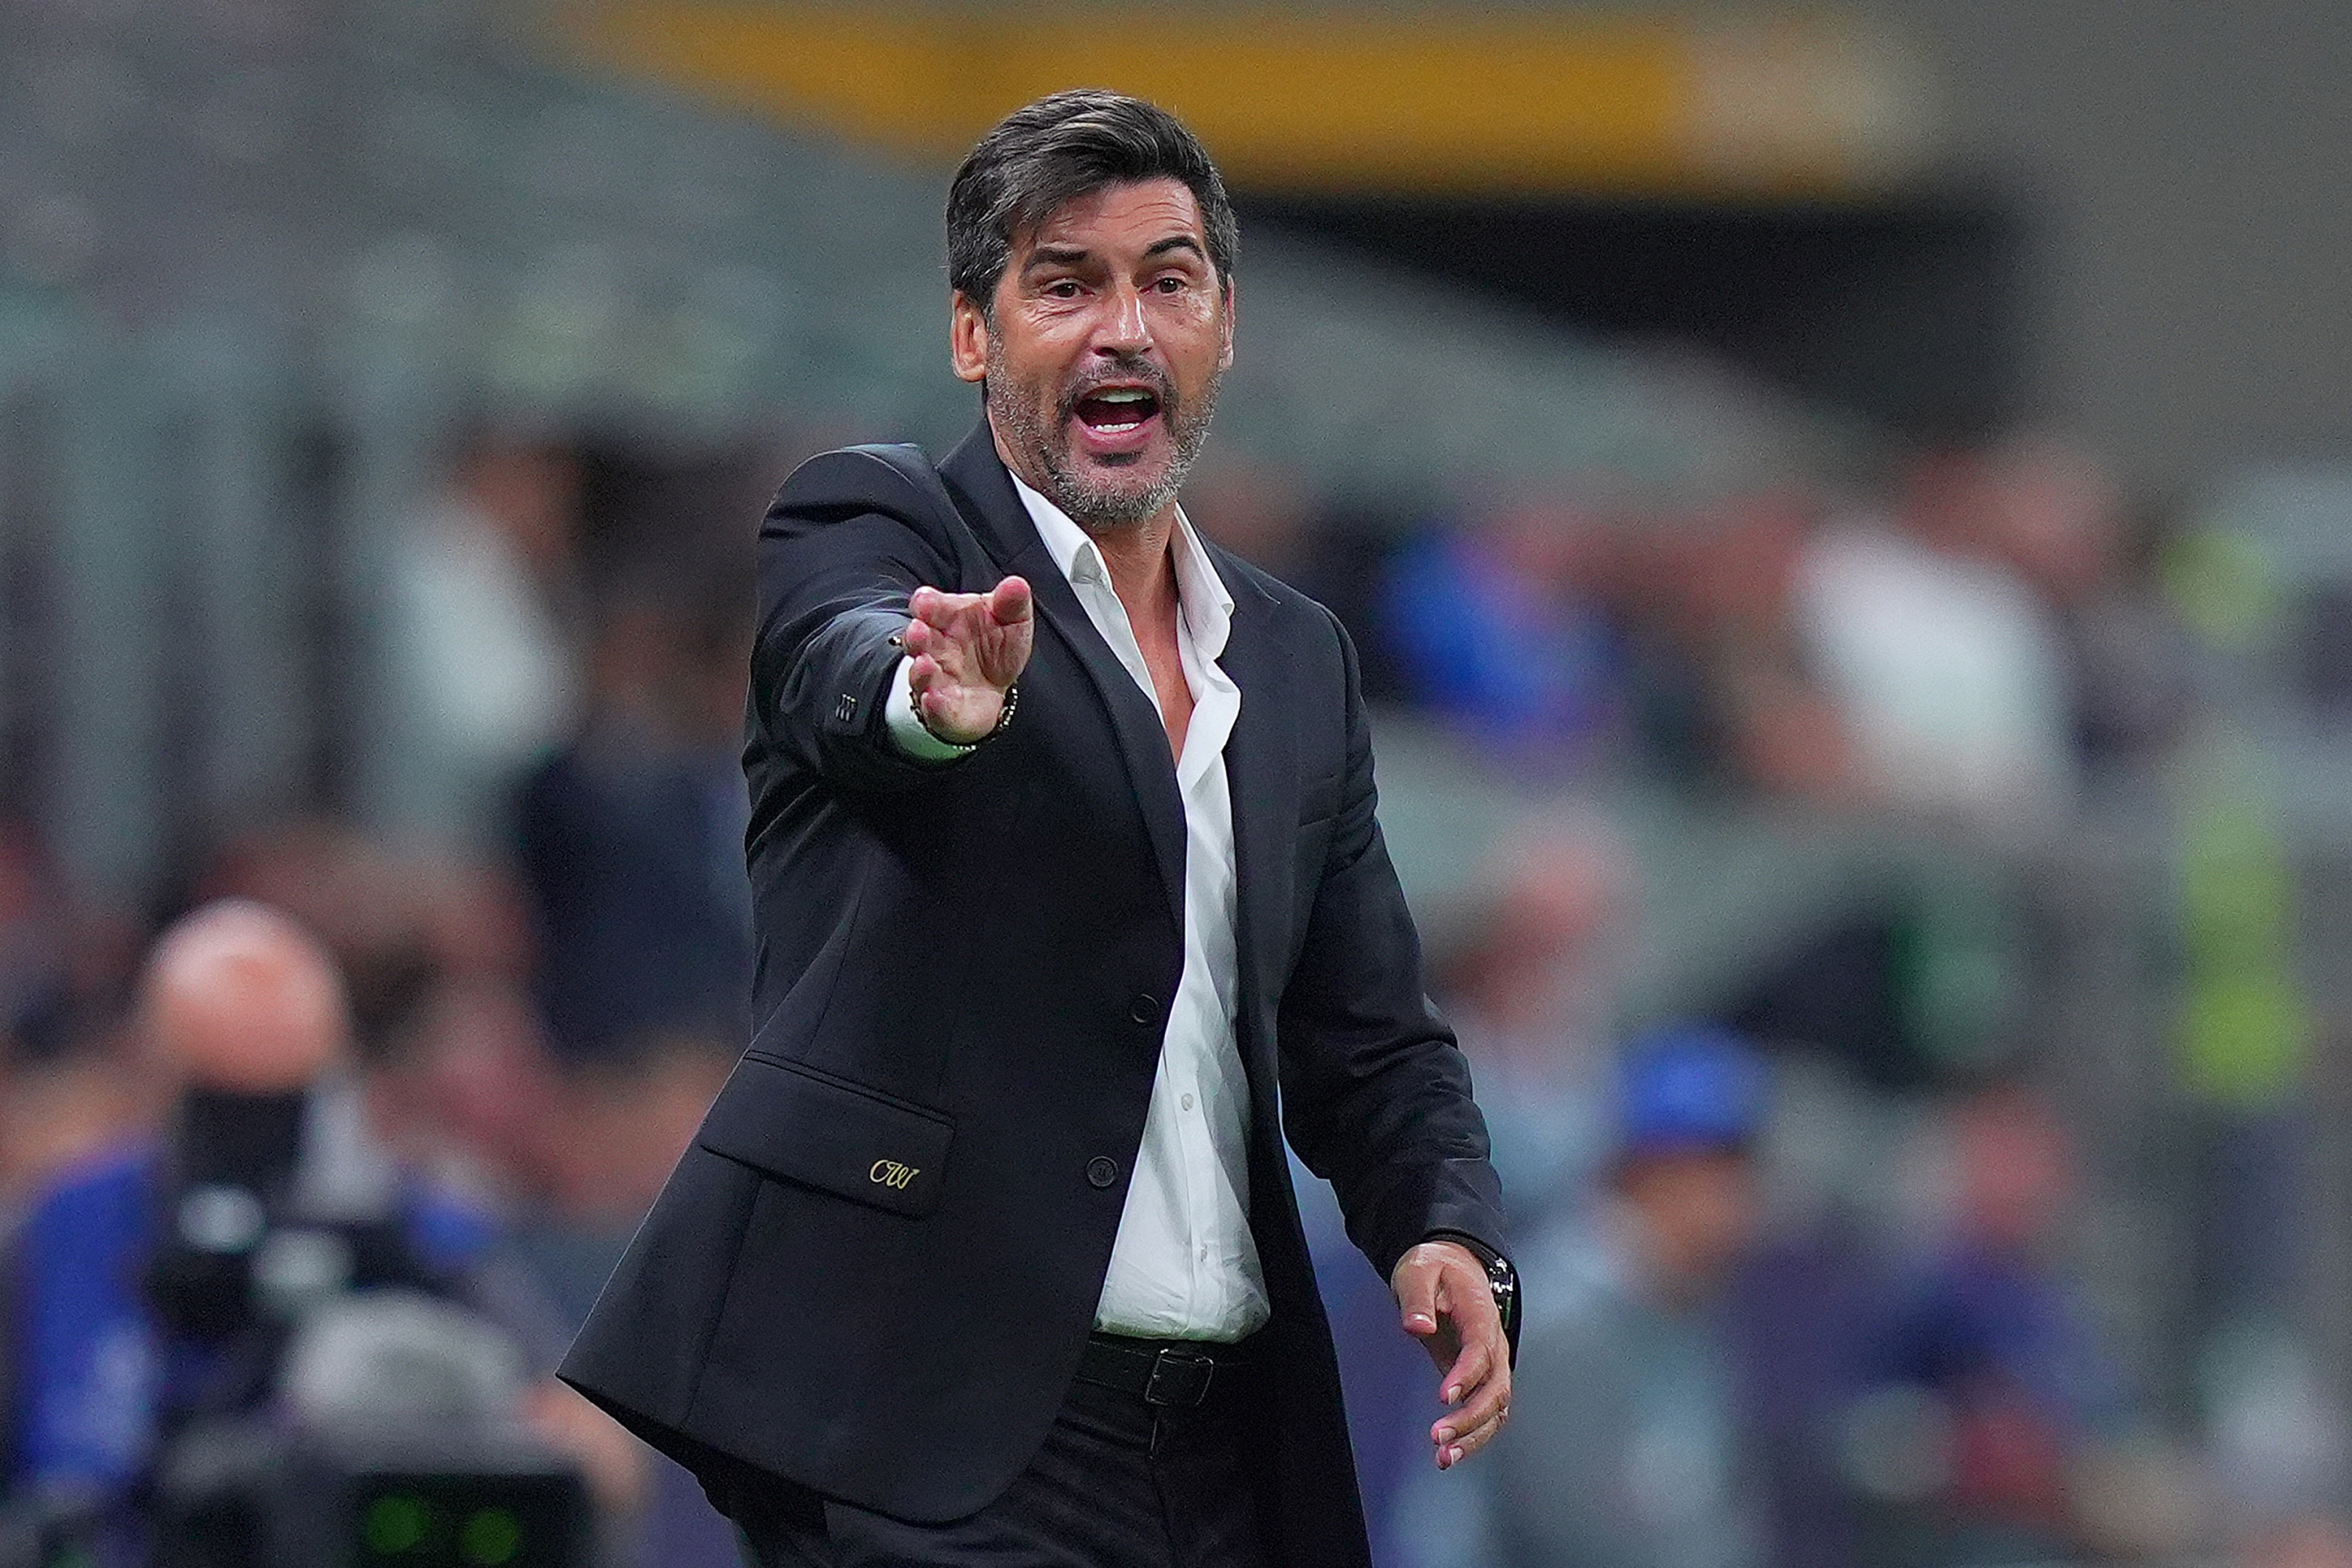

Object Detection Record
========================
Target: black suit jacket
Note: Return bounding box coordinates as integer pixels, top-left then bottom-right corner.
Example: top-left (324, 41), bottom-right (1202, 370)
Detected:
top-left (559, 426), bottom-right (1508, 1565)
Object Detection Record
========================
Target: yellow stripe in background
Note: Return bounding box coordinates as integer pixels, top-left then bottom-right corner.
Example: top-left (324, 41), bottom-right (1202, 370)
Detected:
top-left (551, 3), bottom-right (1937, 197)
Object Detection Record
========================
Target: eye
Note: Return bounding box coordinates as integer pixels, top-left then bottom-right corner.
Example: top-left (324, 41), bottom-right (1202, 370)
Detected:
top-left (1043, 278), bottom-right (1083, 299)
top-left (1153, 274), bottom-right (1189, 294)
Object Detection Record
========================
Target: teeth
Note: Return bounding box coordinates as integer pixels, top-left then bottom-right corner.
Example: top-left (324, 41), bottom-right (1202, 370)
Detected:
top-left (1094, 389), bottom-right (1150, 404)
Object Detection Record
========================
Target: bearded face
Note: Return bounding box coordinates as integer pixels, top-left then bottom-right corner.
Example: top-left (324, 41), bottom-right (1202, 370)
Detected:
top-left (953, 178), bottom-right (1233, 535)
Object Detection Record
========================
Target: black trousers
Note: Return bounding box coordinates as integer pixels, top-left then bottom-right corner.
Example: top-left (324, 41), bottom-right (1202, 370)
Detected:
top-left (731, 1369), bottom-right (1270, 1568)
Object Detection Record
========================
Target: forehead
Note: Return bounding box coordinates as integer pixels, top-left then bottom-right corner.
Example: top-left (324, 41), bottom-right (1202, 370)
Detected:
top-left (1015, 177), bottom-right (1207, 260)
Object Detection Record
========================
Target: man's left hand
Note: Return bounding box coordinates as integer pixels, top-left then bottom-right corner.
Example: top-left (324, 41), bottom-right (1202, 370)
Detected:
top-left (1391, 1239), bottom-right (1512, 1470)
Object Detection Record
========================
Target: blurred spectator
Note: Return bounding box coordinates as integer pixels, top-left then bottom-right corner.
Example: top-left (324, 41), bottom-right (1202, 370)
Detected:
top-left (511, 1033), bottom-right (731, 1327)
top-left (1378, 495), bottom-right (1628, 775)
top-left (0, 1039), bottom-right (147, 1218)
top-left (510, 1033), bottom-right (741, 1568)
top-left (363, 969), bottom-right (562, 1216)
top-left (1494, 1025), bottom-right (1771, 1568)
top-left (382, 423), bottom-right (586, 853)
top-left (1963, 438), bottom-right (2195, 776)
top-left (194, 818), bottom-right (535, 1026)
top-left (0, 900), bottom-right (644, 1558)
top-left (1179, 449), bottom-right (1321, 584)
top-left (1867, 1081), bottom-right (2158, 1566)
top-left (2168, 718), bottom-right (2314, 1370)
top-left (1793, 448), bottom-right (2078, 825)
top-left (1635, 490), bottom-right (1860, 803)
top-left (1399, 1025), bottom-right (1772, 1568)
top-left (1722, 1054), bottom-right (1902, 1568)
top-left (513, 558), bottom-right (753, 1065)
top-left (1729, 862), bottom-right (2034, 1095)
top-left (195, 819), bottom-right (558, 1212)
top-left (1435, 811), bottom-right (1636, 1229)
top-left (0, 823), bottom-right (62, 1060)
top-left (1181, 452), bottom-right (1403, 691)
top-left (0, 826), bottom-right (160, 1210)
top-left (1305, 809), bottom-right (1637, 1566)
top-left (2204, 1321), bottom-right (2351, 1565)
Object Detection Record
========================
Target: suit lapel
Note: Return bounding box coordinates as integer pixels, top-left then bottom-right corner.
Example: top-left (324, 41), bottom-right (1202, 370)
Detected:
top-left (938, 426), bottom-right (1187, 937)
top-left (1206, 546), bottom-right (1296, 1090)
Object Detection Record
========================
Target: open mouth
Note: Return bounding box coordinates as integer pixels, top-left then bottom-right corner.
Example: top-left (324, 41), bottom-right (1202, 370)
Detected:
top-left (1071, 385), bottom-right (1162, 437)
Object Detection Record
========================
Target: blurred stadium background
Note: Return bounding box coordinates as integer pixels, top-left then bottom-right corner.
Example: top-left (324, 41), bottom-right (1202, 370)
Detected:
top-left (0, 2), bottom-right (2348, 1566)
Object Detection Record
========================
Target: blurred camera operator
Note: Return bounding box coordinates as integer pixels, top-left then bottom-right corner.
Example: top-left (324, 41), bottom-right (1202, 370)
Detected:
top-left (0, 898), bottom-right (639, 1564)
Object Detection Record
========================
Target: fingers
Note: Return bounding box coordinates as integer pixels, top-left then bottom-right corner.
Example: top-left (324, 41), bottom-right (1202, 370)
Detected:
top-left (1390, 1240), bottom-right (1514, 1469)
top-left (1439, 1336), bottom-right (1492, 1410)
top-left (909, 578), bottom-right (1031, 633)
top-left (1393, 1252), bottom-right (1442, 1340)
top-left (907, 584), bottom-right (970, 624)
top-left (1431, 1338), bottom-right (1509, 1468)
top-left (1432, 1371), bottom-right (1510, 1468)
top-left (903, 584), bottom-right (1013, 740)
top-left (987, 575), bottom-right (1033, 625)
top-left (906, 651), bottom-right (942, 699)
top-left (906, 579), bottom-right (1035, 721)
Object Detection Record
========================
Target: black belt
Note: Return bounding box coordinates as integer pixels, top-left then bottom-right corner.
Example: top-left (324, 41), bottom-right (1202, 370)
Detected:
top-left (1076, 1333), bottom-right (1254, 1407)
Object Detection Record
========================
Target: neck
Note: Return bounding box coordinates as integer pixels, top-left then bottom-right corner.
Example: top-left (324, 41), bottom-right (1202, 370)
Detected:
top-left (1088, 509), bottom-right (1176, 600)
top-left (1094, 517), bottom-right (1180, 650)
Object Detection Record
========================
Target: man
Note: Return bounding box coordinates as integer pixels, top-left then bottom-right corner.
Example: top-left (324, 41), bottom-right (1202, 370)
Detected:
top-left (2, 899), bottom-right (640, 1554)
top-left (1475, 1025), bottom-right (1769, 1568)
top-left (560, 90), bottom-right (1515, 1568)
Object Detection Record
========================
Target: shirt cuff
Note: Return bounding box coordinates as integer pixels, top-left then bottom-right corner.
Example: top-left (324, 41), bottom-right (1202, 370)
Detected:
top-left (884, 656), bottom-right (973, 762)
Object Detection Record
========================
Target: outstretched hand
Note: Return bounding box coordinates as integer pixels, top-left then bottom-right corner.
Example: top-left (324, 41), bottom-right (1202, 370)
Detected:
top-left (1392, 1240), bottom-right (1512, 1470)
top-left (903, 577), bottom-right (1033, 742)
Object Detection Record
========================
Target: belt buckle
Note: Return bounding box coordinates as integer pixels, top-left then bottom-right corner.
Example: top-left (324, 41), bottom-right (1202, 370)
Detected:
top-left (1144, 1346), bottom-right (1215, 1406)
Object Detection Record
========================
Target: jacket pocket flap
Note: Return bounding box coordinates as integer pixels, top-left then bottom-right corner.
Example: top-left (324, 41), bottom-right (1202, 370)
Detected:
top-left (697, 1054), bottom-right (952, 1218)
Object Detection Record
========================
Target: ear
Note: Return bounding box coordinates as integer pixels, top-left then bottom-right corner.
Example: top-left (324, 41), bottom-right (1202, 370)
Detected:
top-left (949, 292), bottom-right (990, 384)
top-left (1218, 278), bottom-right (1237, 372)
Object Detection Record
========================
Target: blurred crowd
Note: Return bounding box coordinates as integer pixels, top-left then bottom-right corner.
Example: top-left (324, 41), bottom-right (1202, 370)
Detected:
top-left (0, 421), bottom-right (768, 1567)
top-left (0, 406), bottom-right (2339, 1568)
top-left (1296, 430), bottom-right (2189, 817)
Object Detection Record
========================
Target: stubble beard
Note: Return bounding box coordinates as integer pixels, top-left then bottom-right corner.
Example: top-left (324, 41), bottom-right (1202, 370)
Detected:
top-left (986, 338), bottom-right (1221, 535)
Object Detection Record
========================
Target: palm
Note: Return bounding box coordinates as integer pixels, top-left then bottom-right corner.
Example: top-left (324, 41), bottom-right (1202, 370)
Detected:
top-left (905, 577), bottom-right (1034, 742)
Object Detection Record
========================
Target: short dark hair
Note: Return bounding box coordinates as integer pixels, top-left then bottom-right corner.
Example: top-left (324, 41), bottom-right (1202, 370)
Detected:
top-left (946, 89), bottom-right (1238, 318)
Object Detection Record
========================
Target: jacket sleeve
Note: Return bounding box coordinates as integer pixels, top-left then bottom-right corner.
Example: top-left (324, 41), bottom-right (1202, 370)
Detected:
top-left (1275, 609), bottom-right (1509, 1283)
top-left (748, 459), bottom-right (977, 795)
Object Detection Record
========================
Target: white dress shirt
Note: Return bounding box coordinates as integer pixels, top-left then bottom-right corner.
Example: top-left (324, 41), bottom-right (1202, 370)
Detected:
top-left (885, 477), bottom-right (1271, 1341)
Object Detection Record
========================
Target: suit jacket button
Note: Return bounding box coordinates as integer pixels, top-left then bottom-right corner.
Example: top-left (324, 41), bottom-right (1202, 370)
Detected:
top-left (1127, 994), bottom-right (1160, 1025)
top-left (1087, 1156), bottom-right (1120, 1189)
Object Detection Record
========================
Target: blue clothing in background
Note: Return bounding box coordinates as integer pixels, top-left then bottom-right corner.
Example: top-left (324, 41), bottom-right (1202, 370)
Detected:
top-left (1379, 531), bottom-right (1624, 767)
top-left (5, 1142), bottom-right (496, 1501)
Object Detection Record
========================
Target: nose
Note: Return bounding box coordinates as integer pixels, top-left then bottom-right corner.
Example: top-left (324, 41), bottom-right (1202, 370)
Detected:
top-left (1094, 281), bottom-right (1152, 355)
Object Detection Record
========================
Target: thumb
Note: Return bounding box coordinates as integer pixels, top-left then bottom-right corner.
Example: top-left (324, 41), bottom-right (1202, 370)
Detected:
top-left (989, 575), bottom-right (1033, 626)
top-left (1394, 1256), bottom-right (1441, 1338)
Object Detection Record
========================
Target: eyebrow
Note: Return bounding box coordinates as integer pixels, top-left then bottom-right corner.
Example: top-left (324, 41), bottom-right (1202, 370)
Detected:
top-left (1022, 234), bottom-right (1210, 274)
top-left (1142, 235), bottom-right (1210, 265)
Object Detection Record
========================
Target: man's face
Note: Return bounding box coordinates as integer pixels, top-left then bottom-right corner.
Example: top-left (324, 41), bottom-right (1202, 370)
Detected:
top-left (1618, 1149), bottom-right (1761, 1304)
top-left (951, 176), bottom-right (1233, 533)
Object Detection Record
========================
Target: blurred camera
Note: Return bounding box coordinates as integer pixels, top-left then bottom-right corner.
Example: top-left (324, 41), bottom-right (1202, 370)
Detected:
top-left (6, 1087), bottom-right (589, 1568)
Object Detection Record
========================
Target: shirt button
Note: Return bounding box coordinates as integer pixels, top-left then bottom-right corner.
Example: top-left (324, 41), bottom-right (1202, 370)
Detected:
top-left (1127, 995), bottom-right (1160, 1025)
top-left (1181, 1093), bottom-right (1195, 1111)
top-left (1087, 1156), bottom-right (1120, 1189)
